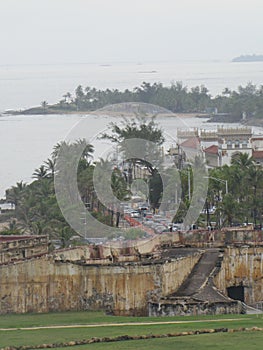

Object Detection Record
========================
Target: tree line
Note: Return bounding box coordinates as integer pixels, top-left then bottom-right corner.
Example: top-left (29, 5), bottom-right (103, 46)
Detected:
top-left (1, 118), bottom-right (263, 242)
top-left (41, 81), bottom-right (263, 120)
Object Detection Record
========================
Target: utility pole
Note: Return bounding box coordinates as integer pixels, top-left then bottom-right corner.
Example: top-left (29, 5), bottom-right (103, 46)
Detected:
top-left (188, 168), bottom-right (191, 201)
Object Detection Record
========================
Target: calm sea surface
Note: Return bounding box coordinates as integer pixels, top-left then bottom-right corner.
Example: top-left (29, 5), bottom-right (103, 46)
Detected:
top-left (1, 60), bottom-right (263, 197)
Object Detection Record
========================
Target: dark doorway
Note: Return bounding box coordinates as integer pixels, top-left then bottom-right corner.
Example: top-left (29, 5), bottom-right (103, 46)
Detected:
top-left (227, 286), bottom-right (245, 302)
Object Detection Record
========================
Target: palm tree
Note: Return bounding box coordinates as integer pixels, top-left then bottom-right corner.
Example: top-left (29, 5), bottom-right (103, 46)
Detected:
top-left (111, 168), bottom-right (131, 227)
top-left (231, 152), bottom-right (254, 169)
top-left (41, 101), bottom-right (48, 112)
top-left (63, 92), bottom-right (72, 104)
top-left (218, 193), bottom-right (241, 227)
top-left (60, 226), bottom-right (74, 248)
top-left (75, 139), bottom-right (94, 162)
top-left (52, 141), bottom-right (70, 160)
top-left (0, 219), bottom-right (22, 235)
top-left (44, 158), bottom-right (56, 178)
top-left (32, 165), bottom-right (48, 180)
top-left (77, 165), bottom-right (95, 208)
top-left (6, 181), bottom-right (27, 207)
top-left (111, 168), bottom-right (131, 201)
top-left (246, 164), bottom-right (263, 224)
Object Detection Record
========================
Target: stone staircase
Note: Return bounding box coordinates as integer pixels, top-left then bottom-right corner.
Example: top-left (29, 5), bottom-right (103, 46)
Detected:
top-left (174, 249), bottom-right (218, 296)
top-left (148, 248), bottom-right (248, 316)
top-left (172, 248), bottom-right (227, 301)
top-left (148, 248), bottom-right (242, 316)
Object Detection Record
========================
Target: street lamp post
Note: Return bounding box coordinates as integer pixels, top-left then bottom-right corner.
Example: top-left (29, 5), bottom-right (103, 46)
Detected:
top-left (188, 168), bottom-right (191, 201)
top-left (204, 176), bottom-right (228, 195)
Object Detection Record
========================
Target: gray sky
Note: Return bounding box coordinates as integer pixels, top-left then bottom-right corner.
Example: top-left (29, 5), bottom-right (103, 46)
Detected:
top-left (0, 0), bottom-right (263, 64)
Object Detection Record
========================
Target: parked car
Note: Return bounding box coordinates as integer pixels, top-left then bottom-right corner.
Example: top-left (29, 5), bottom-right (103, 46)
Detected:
top-left (130, 210), bottom-right (140, 218)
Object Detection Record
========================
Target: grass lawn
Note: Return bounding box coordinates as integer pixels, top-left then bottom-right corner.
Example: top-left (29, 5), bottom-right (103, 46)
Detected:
top-left (0, 311), bottom-right (262, 349)
top-left (51, 332), bottom-right (263, 350)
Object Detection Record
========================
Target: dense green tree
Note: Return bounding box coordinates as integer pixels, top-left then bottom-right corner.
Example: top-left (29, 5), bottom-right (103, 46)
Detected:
top-left (204, 152), bottom-right (263, 227)
top-left (21, 81), bottom-right (263, 121)
top-left (5, 181), bottom-right (27, 209)
top-left (100, 117), bottom-right (165, 209)
top-left (0, 219), bottom-right (22, 235)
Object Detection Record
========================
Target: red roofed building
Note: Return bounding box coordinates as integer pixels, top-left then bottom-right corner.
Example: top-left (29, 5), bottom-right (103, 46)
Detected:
top-left (204, 145), bottom-right (219, 167)
top-left (251, 136), bottom-right (263, 151)
top-left (180, 137), bottom-right (201, 160)
top-left (252, 150), bottom-right (263, 165)
top-left (180, 137), bottom-right (200, 149)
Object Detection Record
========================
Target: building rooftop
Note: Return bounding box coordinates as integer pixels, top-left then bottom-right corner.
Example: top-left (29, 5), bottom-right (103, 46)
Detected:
top-left (204, 145), bottom-right (218, 155)
top-left (180, 137), bottom-right (200, 149)
top-left (252, 150), bottom-right (263, 159)
top-left (0, 235), bottom-right (47, 243)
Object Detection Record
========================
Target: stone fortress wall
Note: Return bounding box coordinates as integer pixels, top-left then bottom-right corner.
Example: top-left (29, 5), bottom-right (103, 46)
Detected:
top-left (0, 229), bottom-right (262, 316)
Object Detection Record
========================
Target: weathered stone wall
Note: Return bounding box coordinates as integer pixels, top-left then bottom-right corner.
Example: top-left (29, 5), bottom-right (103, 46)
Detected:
top-left (0, 251), bottom-right (200, 316)
top-left (214, 247), bottom-right (263, 304)
top-left (181, 229), bottom-right (263, 247)
top-left (1, 238), bottom-right (263, 316)
top-left (0, 235), bottom-right (48, 264)
top-left (52, 234), bottom-right (181, 263)
top-left (149, 300), bottom-right (242, 317)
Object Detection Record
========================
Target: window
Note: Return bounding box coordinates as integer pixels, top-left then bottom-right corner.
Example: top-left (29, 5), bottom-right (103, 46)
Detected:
top-left (242, 140), bottom-right (247, 148)
top-left (227, 140), bottom-right (232, 149)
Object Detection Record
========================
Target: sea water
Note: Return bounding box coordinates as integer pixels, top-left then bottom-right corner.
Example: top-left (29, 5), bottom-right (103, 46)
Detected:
top-left (1, 60), bottom-right (263, 197)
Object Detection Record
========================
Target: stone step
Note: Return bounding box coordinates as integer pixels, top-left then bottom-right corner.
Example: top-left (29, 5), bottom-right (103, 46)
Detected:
top-left (172, 249), bottom-right (221, 297)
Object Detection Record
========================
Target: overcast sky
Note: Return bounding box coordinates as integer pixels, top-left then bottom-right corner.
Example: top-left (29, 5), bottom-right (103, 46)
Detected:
top-left (0, 0), bottom-right (263, 65)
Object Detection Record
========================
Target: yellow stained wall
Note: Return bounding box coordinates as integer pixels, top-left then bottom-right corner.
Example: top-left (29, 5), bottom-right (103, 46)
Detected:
top-left (0, 252), bottom-right (200, 316)
top-left (214, 247), bottom-right (263, 304)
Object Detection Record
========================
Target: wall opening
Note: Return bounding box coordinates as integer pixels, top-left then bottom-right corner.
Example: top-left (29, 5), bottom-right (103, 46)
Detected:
top-left (227, 286), bottom-right (244, 302)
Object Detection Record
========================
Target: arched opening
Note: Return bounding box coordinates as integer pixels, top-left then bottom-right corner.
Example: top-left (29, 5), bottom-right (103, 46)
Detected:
top-left (227, 285), bottom-right (244, 302)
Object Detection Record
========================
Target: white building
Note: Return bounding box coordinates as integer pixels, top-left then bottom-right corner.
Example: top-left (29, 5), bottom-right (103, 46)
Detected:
top-left (217, 127), bottom-right (252, 166)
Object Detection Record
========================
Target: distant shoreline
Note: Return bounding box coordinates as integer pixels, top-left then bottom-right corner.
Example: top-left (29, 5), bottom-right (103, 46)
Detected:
top-left (5, 110), bottom-right (263, 128)
top-left (4, 109), bottom-right (263, 126)
top-left (4, 108), bottom-right (209, 119)
top-left (232, 54), bottom-right (263, 62)
top-left (4, 79), bottom-right (263, 128)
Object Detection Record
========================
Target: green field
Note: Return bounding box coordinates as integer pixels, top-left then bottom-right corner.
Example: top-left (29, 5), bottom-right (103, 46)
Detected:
top-left (0, 311), bottom-right (263, 349)
top-left (51, 332), bottom-right (263, 350)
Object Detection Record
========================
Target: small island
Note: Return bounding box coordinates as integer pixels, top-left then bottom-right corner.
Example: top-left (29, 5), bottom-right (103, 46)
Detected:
top-left (4, 81), bottom-right (263, 126)
top-left (232, 54), bottom-right (263, 62)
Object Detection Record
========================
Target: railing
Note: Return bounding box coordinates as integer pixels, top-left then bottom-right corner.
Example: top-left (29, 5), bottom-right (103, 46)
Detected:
top-left (217, 127), bottom-right (252, 135)
top-left (177, 129), bottom-right (199, 138)
top-left (200, 130), bottom-right (218, 140)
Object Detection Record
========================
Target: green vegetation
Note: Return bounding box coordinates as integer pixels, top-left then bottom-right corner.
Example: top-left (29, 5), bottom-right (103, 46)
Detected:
top-left (2, 116), bottom-right (263, 239)
top-left (3, 144), bottom-right (131, 242)
top-left (0, 311), bottom-right (262, 348)
top-left (0, 310), bottom-right (250, 328)
top-left (100, 117), bottom-right (164, 209)
top-left (172, 153), bottom-right (263, 227)
top-left (205, 153), bottom-right (263, 227)
top-left (2, 118), bottom-right (164, 241)
top-left (9, 82), bottom-right (263, 122)
top-left (52, 332), bottom-right (263, 350)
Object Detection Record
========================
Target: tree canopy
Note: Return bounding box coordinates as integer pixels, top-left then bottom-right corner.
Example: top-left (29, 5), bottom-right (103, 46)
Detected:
top-left (15, 81), bottom-right (263, 123)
